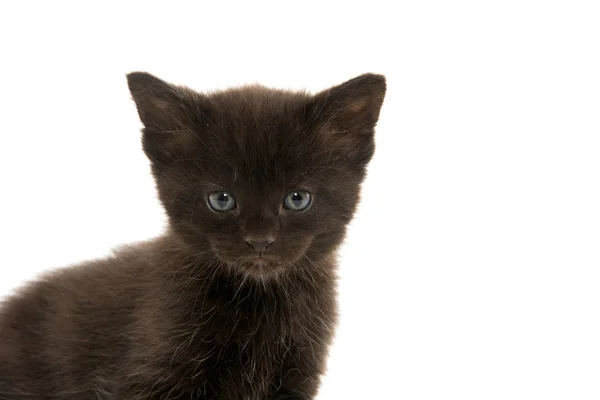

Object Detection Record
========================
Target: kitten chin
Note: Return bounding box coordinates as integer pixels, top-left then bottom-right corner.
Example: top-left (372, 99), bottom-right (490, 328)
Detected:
top-left (0, 72), bottom-right (386, 399)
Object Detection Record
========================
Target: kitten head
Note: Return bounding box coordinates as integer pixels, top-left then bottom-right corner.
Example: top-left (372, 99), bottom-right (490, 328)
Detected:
top-left (127, 72), bottom-right (386, 278)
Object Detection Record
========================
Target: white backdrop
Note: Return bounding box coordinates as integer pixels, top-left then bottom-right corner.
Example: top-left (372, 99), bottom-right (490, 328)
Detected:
top-left (1, 1), bottom-right (599, 399)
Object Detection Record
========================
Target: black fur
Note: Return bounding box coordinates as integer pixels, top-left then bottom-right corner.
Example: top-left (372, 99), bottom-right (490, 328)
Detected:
top-left (0, 72), bottom-right (386, 399)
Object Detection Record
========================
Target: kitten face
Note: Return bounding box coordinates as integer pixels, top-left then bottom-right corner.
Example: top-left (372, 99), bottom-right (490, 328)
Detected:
top-left (127, 73), bottom-right (386, 278)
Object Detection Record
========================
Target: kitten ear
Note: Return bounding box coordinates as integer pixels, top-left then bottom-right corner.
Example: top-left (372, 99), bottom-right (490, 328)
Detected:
top-left (127, 72), bottom-right (188, 130)
top-left (127, 72), bottom-right (209, 164)
top-left (309, 73), bottom-right (386, 166)
top-left (312, 73), bottom-right (386, 131)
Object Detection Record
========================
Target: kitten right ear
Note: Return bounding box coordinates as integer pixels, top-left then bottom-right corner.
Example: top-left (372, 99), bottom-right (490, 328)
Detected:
top-left (127, 72), bottom-right (187, 131)
top-left (127, 72), bottom-right (209, 163)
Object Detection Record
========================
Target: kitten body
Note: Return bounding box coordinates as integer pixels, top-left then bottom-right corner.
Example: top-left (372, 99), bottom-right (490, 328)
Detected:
top-left (0, 72), bottom-right (386, 399)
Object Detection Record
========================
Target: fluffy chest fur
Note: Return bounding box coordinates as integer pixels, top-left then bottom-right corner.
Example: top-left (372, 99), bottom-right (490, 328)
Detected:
top-left (140, 259), bottom-right (337, 399)
top-left (96, 240), bottom-right (339, 399)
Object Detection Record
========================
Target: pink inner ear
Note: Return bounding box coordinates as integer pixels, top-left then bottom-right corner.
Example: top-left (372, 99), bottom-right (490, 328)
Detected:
top-left (348, 99), bottom-right (367, 114)
top-left (154, 97), bottom-right (174, 113)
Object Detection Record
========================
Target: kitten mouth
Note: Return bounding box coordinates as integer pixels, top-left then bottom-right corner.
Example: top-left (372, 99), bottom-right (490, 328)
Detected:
top-left (239, 255), bottom-right (281, 274)
top-left (244, 255), bottom-right (277, 265)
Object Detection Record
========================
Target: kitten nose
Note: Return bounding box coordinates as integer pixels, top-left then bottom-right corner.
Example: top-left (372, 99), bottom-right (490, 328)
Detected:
top-left (244, 235), bottom-right (275, 253)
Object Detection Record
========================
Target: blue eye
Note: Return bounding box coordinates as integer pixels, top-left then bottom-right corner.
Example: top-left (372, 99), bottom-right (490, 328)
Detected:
top-left (283, 190), bottom-right (312, 211)
top-left (208, 192), bottom-right (236, 212)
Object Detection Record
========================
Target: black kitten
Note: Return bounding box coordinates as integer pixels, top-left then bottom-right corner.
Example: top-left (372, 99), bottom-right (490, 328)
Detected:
top-left (0, 72), bottom-right (386, 399)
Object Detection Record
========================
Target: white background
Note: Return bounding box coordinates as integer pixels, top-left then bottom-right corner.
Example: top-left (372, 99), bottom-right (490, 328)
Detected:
top-left (1, 1), bottom-right (599, 399)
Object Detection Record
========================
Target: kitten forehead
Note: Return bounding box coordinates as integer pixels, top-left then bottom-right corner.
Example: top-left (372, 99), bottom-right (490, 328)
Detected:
top-left (195, 86), bottom-right (317, 183)
top-left (207, 85), bottom-right (312, 126)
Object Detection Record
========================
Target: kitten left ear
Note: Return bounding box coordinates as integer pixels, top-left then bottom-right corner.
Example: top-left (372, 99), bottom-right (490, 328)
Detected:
top-left (308, 73), bottom-right (386, 167)
top-left (311, 73), bottom-right (386, 132)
